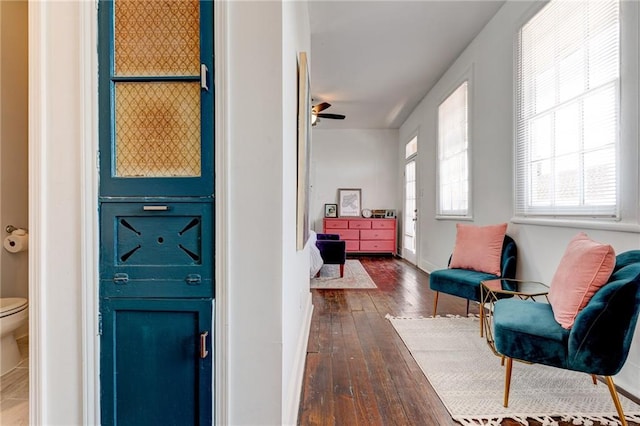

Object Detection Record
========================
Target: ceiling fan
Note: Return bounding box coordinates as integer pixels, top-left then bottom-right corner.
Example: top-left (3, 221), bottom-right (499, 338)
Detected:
top-left (311, 102), bottom-right (345, 126)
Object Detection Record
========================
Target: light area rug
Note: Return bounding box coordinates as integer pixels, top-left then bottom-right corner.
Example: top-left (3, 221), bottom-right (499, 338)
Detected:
top-left (388, 315), bottom-right (640, 426)
top-left (310, 259), bottom-right (377, 289)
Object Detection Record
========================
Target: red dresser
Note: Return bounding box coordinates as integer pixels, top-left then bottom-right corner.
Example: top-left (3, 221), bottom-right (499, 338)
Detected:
top-left (323, 218), bottom-right (397, 255)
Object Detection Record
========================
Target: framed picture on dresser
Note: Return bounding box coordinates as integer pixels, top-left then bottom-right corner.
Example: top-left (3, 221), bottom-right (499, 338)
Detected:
top-left (324, 203), bottom-right (338, 218)
top-left (338, 188), bottom-right (361, 217)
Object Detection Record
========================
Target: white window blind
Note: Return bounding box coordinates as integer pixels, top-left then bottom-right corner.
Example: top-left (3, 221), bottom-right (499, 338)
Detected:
top-left (438, 81), bottom-right (469, 216)
top-left (515, 0), bottom-right (620, 218)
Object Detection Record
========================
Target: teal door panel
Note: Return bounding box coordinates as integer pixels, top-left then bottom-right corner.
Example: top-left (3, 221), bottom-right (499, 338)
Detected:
top-left (100, 278), bottom-right (213, 299)
top-left (100, 298), bottom-right (213, 426)
top-left (98, 1), bottom-right (215, 422)
top-left (100, 201), bottom-right (213, 298)
top-left (97, 0), bottom-right (214, 198)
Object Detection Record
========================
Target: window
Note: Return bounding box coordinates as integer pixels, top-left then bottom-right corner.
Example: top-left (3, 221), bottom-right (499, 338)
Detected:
top-left (515, 0), bottom-right (620, 218)
top-left (437, 81), bottom-right (469, 217)
top-left (405, 135), bottom-right (417, 159)
top-left (98, 0), bottom-right (214, 197)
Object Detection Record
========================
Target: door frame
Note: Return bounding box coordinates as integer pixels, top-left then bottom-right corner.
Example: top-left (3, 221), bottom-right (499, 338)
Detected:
top-left (213, 1), bottom-right (229, 423)
top-left (28, 1), bottom-right (229, 423)
top-left (402, 133), bottom-right (419, 265)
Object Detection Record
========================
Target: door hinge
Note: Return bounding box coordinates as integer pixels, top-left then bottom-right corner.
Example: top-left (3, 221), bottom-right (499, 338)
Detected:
top-left (113, 273), bottom-right (129, 284)
top-left (185, 274), bottom-right (202, 285)
top-left (98, 313), bottom-right (102, 336)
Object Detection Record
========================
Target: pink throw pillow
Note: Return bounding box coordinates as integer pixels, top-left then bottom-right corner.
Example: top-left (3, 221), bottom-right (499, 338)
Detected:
top-left (548, 232), bottom-right (615, 329)
top-left (449, 223), bottom-right (508, 276)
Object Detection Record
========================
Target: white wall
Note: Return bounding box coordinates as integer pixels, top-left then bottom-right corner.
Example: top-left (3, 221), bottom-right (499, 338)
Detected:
top-left (0, 0), bottom-right (29, 300)
top-left (281, 1), bottom-right (314, 424)
top-left (225, 0), bottom-right (314, 424)
top-left (227, 2), bottom-right (284, 423)
top-left (29, 1), bottom-right (87, 423)
top-left (399, 0), bottom-right (640, 396)
top-left (310, 129), bottom-right (399, 232)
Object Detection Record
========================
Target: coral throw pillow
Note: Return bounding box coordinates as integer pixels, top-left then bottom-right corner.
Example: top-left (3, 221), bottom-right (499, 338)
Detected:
top-left (449, 223), bottom-right (508, 276)
top-left (548, 232), bottom-right (615, 329)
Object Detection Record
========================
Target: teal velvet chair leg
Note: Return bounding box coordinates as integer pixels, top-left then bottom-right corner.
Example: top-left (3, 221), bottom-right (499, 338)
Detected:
top-left (432, 291), bottom-right (439, 317)
top-left (605, 376), bottom-right (627, 426)
top-left (432, 291), bottom-right (470, 316)
top-left (503, 357), bottom-right (512, 408)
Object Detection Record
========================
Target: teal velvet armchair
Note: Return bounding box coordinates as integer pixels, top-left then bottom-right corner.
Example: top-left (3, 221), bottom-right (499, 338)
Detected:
top-left (430, 235), bottom-right (517, 317)
top-left (493, 250), bottom-right (640, 426)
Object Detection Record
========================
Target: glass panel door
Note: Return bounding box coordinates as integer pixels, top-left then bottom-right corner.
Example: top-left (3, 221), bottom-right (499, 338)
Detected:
top-left (403, 159), bottom-right (417, 264)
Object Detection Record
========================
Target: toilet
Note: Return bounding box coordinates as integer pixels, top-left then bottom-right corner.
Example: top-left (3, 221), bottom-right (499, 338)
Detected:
top-left (0, 297), bottom-right (28, 375)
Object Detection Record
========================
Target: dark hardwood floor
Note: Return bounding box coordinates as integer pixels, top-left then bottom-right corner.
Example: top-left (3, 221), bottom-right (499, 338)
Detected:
top-left (297, 256), bottom-right (639, 426)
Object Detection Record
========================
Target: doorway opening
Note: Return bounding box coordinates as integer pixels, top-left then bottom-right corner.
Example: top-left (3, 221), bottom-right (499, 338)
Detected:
top-left (403, 135), bottom-right (418, 265)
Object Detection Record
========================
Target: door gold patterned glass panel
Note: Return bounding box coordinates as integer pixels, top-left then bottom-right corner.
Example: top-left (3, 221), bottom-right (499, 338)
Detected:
top-left (112, 0), bottom-right (202, 178)
top-left (114, 0), bottom-right (200, 76)
top-left (115, 82), bottom-right (201, 177)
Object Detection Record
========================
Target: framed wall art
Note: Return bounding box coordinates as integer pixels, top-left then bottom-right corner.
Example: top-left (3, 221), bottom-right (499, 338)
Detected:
top-left (338, 188), bottom-right (361, 217)
top-left (296, 52), bottom-right (311, 250)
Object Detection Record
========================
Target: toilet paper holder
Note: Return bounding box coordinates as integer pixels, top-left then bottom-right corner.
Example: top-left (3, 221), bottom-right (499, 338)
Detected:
top-left (5, 225), bottom-right (27, 234)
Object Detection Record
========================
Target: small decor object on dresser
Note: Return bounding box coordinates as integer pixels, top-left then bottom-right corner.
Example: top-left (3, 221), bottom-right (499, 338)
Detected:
top-left (361, 208), bottom-right (372, 218)
top-left (338, 188), bottom-right (361, 217)
top-left (324, 203), bottom-right (338, 218)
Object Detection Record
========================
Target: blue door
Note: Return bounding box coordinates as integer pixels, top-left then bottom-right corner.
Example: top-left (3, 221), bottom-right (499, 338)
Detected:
top-left (100, 298), bottom-right (212, 426)
top-left (98, 1), bottom-right (214, 424)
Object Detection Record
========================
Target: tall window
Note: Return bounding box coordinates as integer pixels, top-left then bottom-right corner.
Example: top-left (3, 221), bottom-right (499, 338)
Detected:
top-left (515, 0), bottom-right (620, 218)
top-left (437, 81), bottom-right (469, 217)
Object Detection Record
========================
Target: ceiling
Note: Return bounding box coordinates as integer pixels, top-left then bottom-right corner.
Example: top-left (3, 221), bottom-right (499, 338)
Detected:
top-left (308, 0), bottom-right (505, 129)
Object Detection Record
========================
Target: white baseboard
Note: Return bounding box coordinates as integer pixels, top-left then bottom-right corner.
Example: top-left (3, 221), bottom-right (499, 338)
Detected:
top-left (282, 292), bottom-right (313, 425)
top-left (418, 258), bottom-right (440, 274)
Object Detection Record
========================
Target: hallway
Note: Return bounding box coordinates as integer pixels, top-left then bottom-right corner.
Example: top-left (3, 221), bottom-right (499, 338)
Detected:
top-left (298, 257), bottom-right (640, 426)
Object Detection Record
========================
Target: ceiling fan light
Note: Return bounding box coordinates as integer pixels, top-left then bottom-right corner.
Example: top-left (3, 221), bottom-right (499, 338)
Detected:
top-left (311, 112), bottom-right (318, 126)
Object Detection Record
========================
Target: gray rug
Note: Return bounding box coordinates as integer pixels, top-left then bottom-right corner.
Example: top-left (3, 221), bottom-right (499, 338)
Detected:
top-left (388, 315), bottom-right (640, 425)
top-left (310, 259), bottom-right (376, 289)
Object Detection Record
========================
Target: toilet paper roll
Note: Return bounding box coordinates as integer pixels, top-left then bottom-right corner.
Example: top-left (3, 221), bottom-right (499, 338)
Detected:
top-left (4, 232), bottom-right (28, 253)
